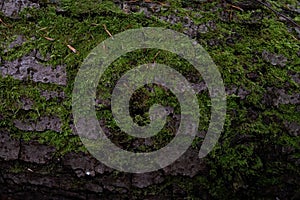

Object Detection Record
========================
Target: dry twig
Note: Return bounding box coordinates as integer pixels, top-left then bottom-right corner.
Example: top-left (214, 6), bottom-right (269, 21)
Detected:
top-left (67, 44), bottom-right (77, 54)
top-left (253, 0), bottom-right (300, 29)
top-left (44, 36), bottom-right (55, 41)
top-left (229, 4), bottom-right (244, 12)
top-left (0, 18), bottom-right (11, 27)
top-left (103, 24), bottom-right (114, 39)
top-left (152, 51), bottom-right (160, 63)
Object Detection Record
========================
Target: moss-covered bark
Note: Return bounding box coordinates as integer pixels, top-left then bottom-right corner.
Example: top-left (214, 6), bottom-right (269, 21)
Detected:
top-left (0, 0), bottom-right (299, 199)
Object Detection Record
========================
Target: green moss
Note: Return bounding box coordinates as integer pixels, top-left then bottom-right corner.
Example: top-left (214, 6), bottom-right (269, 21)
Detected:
top-left (1, 0), bottom-right (300, 198)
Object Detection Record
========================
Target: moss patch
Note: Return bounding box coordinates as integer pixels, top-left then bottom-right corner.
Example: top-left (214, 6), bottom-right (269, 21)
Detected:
top-left (0, 0), bottom-right (299, 198)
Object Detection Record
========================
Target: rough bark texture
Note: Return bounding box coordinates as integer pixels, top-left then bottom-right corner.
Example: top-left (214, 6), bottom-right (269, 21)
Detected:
top-left (1, 0), bottom-right (300, 199)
